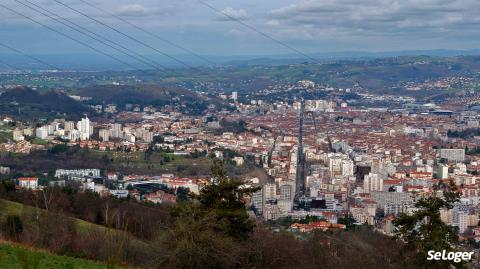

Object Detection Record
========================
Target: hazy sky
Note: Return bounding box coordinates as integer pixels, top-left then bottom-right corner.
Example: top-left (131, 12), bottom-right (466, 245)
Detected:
top-left (1, 0), bottom-right (480, 57)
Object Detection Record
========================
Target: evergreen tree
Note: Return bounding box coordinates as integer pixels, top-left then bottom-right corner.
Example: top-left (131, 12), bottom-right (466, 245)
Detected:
top-left (155, 160), bottom-right (258, 268)
top-left (393, 181), bottom-right (464, 268)
top-left (198, 160), bottom-right (260, 239)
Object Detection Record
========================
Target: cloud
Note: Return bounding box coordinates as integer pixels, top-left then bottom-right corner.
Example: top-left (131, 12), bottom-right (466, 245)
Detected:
top-left (226, 28), bottom-right (248, 38)
top-left (115, 3), bottom-right (171, 17)
top-left (268, 0), bottom-right (480, 37)
top-left (216, 7), bottom-right (249, 21)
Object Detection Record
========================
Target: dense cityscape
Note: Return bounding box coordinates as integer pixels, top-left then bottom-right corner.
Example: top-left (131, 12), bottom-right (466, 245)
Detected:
top-left (2, 0), bottom-right (480, 268)
top-left (1, 59), bottom-right (480, 267)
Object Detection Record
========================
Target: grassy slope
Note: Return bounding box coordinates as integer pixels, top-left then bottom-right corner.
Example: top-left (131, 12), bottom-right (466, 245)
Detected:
top-left (0, 198), bottom-right (148, 247)
top-left (0, 242), bottom-right (121, 269)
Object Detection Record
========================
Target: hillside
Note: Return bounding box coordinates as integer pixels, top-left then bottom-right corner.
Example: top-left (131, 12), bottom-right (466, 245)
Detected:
top-left (0, 87), bottom-right (90, 120)
top-left (77, 84), bottom-right (229, 115)
top-left (0, 198), bottom-right (148, 241)
top-left (0, 187), bottom-right (414, 269)
top-left (0, 241), bottom-right (125, 269)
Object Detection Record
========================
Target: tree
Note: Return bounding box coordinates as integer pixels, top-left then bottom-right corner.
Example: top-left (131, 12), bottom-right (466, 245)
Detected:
top-left (338, 215), bottom-right (356, 230)
top-left (2, 215), bottom-right (23, 241)
top-left (176, 187), bottom-right (190, 202)
top-left (393, 181), bottom-right (464, 268)
top-left (153, 161), bottom-right (259, 269)
top-left (198, 160), bottom-right (260, 240)
top-left (49, 144), bottom-right (68, 155)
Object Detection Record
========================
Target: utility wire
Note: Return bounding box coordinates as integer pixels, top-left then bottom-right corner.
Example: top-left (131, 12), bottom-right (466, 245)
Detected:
top-left (77, 0), bottom-right (216, 66)
top-left (15, 0), bottom-right (167, 72)
top-left (0, 3), bottom-right (142, 72)
top-left (52, 0), bottom-right (199, 70)
top-left (198, 0), bottom-right (321, 64)
top-left (0, 42), bottom-right (62, 70)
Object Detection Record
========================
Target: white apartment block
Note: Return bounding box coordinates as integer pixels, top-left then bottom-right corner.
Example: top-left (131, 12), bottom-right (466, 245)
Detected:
top-left (363, 173), bottom-right (383, 193)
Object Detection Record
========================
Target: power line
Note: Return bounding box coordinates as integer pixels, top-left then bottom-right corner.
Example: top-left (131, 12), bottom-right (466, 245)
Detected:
top-left (15, 0), bottom-right (167, 72)
top-left (197, 0), bottom-right (321, 64)
top-left (77, 0), bottom-right (216, 66)
top-left (0, 3), bottom-right (142, 72)
top-left (52, 0), bottom-right (199, 70)
top-left (0, 42), bottom-right (62, 70)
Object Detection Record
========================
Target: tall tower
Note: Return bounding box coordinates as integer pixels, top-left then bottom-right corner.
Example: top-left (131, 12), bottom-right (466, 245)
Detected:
top-left (77, 116), bottom-right (91, 140)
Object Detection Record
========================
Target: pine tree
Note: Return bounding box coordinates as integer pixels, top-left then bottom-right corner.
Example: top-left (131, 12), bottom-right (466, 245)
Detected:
top-left (198, 160), bottom-right (260, 239)
top-left (393, 181), bottom-right (464, 268)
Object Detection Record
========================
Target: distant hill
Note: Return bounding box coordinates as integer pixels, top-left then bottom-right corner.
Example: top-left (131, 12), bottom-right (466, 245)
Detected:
top-left (2, 49), bottom-right (480, 70)
top-left (78, 84), bottom-right (230, 115)
top-left (0, 87), bottom-right (90, 120)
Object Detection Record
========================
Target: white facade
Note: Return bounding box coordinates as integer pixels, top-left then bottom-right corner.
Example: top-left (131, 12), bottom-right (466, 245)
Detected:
top-left (18, 178), bottom-right (39, 190)
top-left (35, 126), bottom-right (48, 139)
top-left (99, 129), bottom-right (110, 142)
top-left (55, 169), bottom-right (101, 178)
top-left (363, 173), bottom-right (383, 193)
top-left (77, 117), bottom-right (92, 141)
top-left (439, 149), bottom-right (465, 162)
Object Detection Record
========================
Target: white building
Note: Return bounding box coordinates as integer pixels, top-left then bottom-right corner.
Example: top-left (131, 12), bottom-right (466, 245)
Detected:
top-left (99, 129), bottom-right (110, 142)
top-left (68, 129), bottom-right (80, 141)
top-left (263, 183), bottom-right (277, 201)
top-left (35, 126), bottom-right (48, 139)
top-left (55, 169), bottom-right (100, 178)
top-left (64, 121), bottom-right (75, 132)
top-left (363, 173), bottom-right (383, 193)
top-left (279, 181), bottom-right (295, 201)
top-left (231, 91), bottom-right (238, 101)
top-left (437, 164), bottom-right (449, 179)
top-left (438, 149), bottom-right (465, 162)
top-left (13, 129), bottom-right (25, 141)
top-left (77, 117), bottom-right (92, 141)
top-left (18, 177), bottom-right (39, 190)
top-left (110, 123), bottom-right (123, 138)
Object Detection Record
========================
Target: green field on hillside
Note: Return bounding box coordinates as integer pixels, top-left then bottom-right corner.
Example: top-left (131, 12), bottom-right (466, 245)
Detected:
top-left (0, 198), bottom-right (148, 246)
top-left (0, 242), bottom-right (120, 269)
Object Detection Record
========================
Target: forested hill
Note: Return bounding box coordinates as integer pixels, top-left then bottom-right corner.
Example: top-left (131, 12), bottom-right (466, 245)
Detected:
top-left (0, 87), bottom-right (90, 120)
top-left (77, 84), bottom-right (230, 115)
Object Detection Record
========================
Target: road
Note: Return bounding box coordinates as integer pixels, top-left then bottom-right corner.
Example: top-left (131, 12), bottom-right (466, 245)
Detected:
top-left (295, 100), bottom-right (305, 199)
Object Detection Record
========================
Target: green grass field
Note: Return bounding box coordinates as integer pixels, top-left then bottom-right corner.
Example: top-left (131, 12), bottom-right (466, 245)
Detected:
top-left (0, 199), bottom-right (100, 233)
top-left (30, 138), bottom-right (49, 145)
top-left (0, 198), bottom-right (148, 247)
top-left (0, 128), bottom-right (13, 143)
top-left (0, 242), bottom-right (121, 269)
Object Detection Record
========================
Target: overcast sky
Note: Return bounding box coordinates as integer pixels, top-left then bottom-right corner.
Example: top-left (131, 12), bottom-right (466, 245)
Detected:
top-left (1, 0), bottom-right (480, 57)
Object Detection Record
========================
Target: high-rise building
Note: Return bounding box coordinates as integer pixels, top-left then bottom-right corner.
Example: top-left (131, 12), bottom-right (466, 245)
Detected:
top-left (363, 173), bottom-right (383, 193)
top-left (68, 129), bottom-right (80, 141)
top-left (110, 123), bottom-right (123, 138)
top-left (64, 121), bottom-right (75, 132)
top-left (437, 164), bottom-right (449, 179)
top-left (99, 129), bottom-right (110, 142)
top-left (438, 149), bottom-right (465, 162)
top-left (77, 117), bottom-right (91, 141)
top-left (279, 181), bottom-right (295, 201)
top-left (263, 183), bottom-right (277, 201)
top-left (251, 188), bottom-right (263, 215)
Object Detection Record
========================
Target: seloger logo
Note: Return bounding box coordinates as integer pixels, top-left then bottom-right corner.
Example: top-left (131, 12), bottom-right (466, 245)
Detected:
top-left (427, 250), bottom-right (474, 263)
